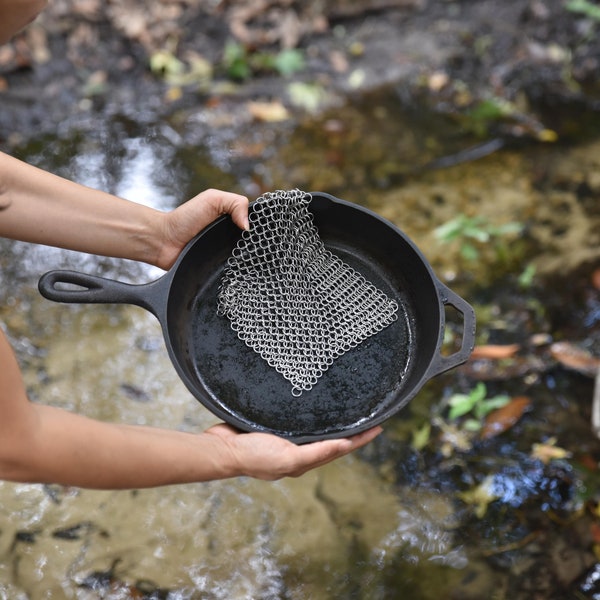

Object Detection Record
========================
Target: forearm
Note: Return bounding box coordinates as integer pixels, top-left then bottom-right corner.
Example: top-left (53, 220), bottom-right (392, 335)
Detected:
top-left (0, 151), bottom-right (164, 264)
top-left (0, 331), bottom-right (239, 488)
top-left (15, 405), bottom-right (240, 488)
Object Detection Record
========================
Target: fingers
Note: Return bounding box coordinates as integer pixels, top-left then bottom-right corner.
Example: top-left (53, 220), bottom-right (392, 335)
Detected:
top-left (199, 189), bottom-right (249, 231)
top-left (289, 427), bottom-right (383, 476)
top-left (229, 196), bottom-right (250, 231)
top-left (203, 424), bottom-right (383, 480)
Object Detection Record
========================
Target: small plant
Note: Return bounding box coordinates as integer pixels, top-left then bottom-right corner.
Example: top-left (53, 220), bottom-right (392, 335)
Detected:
top-left (566, 0), bottom-right (600, 22)
top-left (150, 49), bottom-right (213, 88)
top-left (518, 263), bottom-right (537, 288)
top-left (446, 382), bottom-right (510, 432)
top-left (222, 41), bottom-right (305, 81)
top-left (434, 214), bottom-right (523, 261)
top-left (465, 96), bottom-right (517, 137)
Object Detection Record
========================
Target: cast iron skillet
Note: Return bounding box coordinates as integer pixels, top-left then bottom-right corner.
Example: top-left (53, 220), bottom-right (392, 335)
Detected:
top-left (38, 192), bottom-right (475, 443)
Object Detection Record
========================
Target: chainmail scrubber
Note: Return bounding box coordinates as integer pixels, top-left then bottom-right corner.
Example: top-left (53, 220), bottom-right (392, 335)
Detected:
top-left (216, 189), bottom-right (399, 396)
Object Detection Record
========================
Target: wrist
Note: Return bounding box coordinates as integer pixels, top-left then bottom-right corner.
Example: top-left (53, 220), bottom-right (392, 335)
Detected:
top-left (199, 427), bottom-right (246, 480)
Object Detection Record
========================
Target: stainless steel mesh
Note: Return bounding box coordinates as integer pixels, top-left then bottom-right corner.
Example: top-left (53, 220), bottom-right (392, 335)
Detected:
top-left (217, 189), bottom-right (399, 396)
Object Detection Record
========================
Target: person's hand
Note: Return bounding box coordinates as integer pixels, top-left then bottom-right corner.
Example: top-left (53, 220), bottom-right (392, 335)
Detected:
top-left (156, 189), bottom-right (249, 270)
top-left (204, 423), bottom-right (383, 480)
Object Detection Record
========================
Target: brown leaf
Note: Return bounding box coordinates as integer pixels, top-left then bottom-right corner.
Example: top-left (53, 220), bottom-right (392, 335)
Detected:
top-left (470, 344), bottom-right (521, 360)
top-left (461, 355), bottom-right (547, 381)
top-left (550, 341), bottom-right (600, 377)
top-left (480, 396), bottom-right (531, 440)
top-left (247, 100), bottom-right (290, 122)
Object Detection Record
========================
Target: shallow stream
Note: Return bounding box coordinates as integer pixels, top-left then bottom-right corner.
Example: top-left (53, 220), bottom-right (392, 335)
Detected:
top-left (2, 88), bottom-right (600, 598)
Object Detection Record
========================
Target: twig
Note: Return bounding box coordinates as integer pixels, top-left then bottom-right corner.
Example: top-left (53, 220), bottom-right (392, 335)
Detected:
top-left (480, 530), bottom-right (541, 557)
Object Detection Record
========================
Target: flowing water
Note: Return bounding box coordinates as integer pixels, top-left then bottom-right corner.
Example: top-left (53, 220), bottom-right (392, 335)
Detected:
top-left (2, 88), bottom-right (600, 598)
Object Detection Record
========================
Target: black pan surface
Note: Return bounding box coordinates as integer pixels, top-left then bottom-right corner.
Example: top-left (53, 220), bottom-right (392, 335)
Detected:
top-left (162, 193), bottom-right (455, 442)
top-left (39, 192), bottom-right (475, 442)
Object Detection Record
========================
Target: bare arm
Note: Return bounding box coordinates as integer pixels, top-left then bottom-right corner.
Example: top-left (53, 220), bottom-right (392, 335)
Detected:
top-left (0, 152), bottom-right (382, 487)
top-left (0, 0), bottom-right (46, 46)
top-left (0, 330), bottom-right (381, 488)
top-left (0, 151), bottom-right (249, 270)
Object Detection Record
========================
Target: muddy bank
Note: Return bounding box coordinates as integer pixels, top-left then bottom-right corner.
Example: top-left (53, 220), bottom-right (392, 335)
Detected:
top-left (1, 0), bottom-right (600, 147)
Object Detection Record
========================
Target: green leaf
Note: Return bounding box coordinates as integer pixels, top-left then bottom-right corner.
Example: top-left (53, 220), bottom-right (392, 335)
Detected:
top-left (287, 82), bottom-right (328, 113)
top-left (411, 423), bottom-right (431, 451)
top-left (448, 394), bottom-right (477, 420)
top-left (150, 50), bottom-right (185, 77)
top-left (223, 41), bottom-right (251, 81)
top-left (566, 0), bottom-right (600, 21)
top-left (463, 418), bottom-right (482, 432)
top-left (492, 222), bottom-right (524, 236)
top-left (518, 263), bottom-right (536, 288)
top-left (473, 394), bottom-right (511, 419)
top-left (274, 49), bottom-right (305, 77)
top-left (448, 383), bottom-right (488, 420)
top-left (464, 226), bottom-right (490, 243)
top-left (460, 242), bottom-right (479, 261)
top-left (434, 216), bottom-right (468, 242)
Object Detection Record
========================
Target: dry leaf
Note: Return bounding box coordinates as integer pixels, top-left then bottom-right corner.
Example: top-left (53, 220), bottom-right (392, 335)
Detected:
top-left (458, 475), bottom-right (499, 518)
top-left (471, 344), bottom-right (521, 360)
top-left (480, 396), bottom-right (531, 440)
top-left (531, 437), bottom-right (572, 464)
top-left (329, 49), bottom-right (349, 73)
top-left (428, 70), bottom-right (449, 92)
top-left (550, 341), bottom-right (600, 377)
top-left (433, 417), bottom-right (473, 456)
top-left (247, 100), bottom-right (290, 122)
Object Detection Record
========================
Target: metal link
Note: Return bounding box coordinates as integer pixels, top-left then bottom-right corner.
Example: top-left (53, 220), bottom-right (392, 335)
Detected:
top-left (216, 189), bottom-right (399, 395)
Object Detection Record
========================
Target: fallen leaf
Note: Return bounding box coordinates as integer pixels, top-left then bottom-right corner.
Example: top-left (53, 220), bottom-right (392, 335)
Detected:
top-left (550, 341), bottom-right (600, 377)
top-left (537, 128), bottom-right (558, 142)
top-left (348, 68), bottom-right (366, 89)
top-left (287, 81), bottom-right (328, 113)
top-left (458, 475), bottom-right (499, 518)
top-left (470, 344), bottom-right (521, 360)
top-left (428, 70), bottom-right (449, 92)
top-left (247, 100), bottom-right (289, 122)
top-left (329, 49), bottom-right (349, 73)
top-left (531, 437), bottom-right (572, 464)
top-left (530, 333), bottom-right (552, 346)
top-left (411, 422), bottom-right (431, 451)
top-left (461, 354), bottom-right (547, 381)
top-left (433, 417), bottom-right (474, 456)
top-left (480, 396), bottom-right (531, 440)
top-left (165, 86), bottom-right (183, 102)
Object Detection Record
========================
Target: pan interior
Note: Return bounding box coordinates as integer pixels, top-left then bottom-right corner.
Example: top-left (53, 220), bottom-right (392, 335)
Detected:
top-left (188, 248), bottom-right (414, 440)
top-left (166, 196), bottom-right (442, 440)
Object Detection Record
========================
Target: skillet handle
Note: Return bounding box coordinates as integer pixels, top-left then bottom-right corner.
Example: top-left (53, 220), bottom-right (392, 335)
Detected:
top-left (429, 281), bottom-right (476, 377)
top-left (38, 270), bottom-right (165, 318)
